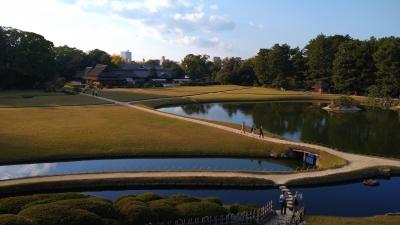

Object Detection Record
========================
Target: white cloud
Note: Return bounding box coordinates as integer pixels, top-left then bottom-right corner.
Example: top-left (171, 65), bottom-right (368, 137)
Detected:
top-left (170, 35), bottom-right (231, 49)
top-left (66, 0), bottom-right (235, 48)
top-left (209, 4), bottom-right (218, 10)
top-left (249, 21), bottom-right (264, 30)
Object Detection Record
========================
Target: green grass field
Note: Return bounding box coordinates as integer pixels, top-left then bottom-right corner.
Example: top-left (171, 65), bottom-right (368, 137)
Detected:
top-left (0, 105), bottom-right (291, 165)
top-left (306, 215), bottom-right (400, 225)
top-left (0, 90), bottom-right (108, 107)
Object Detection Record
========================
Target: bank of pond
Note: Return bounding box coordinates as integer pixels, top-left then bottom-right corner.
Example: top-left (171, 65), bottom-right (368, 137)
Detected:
top-left (159, 101), bottom-right (400, 158)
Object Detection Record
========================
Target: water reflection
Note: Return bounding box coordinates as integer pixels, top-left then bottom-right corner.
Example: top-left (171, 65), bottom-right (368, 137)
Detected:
top-left (0, 163), bottom-right (55, 180)
top-left (0, 158), bottom-right (296, 180)
top-left (159, 102), bottom-right (400, 157)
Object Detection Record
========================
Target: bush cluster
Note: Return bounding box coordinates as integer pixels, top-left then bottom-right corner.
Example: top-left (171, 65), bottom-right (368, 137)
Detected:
top-left (0, 192), bottom-right (259, 225)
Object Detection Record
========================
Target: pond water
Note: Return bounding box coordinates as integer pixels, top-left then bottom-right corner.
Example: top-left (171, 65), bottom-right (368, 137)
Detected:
top-left (159, 102), bottom-right (400, 158)
top-left (87, 177), bottom-right (400, 217)
top-left (0, 158), bottom-right (295, 180)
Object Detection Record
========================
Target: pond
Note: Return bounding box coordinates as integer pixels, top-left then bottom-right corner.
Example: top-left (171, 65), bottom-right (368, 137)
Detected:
top-left (87, 177), bottom-right (400, 217)
top-left (159, 102), bottom-right (400, 158)
top-left (0, 157), bottom-right (297, 180)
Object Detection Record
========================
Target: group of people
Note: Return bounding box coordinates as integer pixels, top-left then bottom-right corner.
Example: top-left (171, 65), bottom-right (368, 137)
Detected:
top-left (240, 122), bottom-right (264, 138)
top-left (279, 191), bottom-right (302, 215)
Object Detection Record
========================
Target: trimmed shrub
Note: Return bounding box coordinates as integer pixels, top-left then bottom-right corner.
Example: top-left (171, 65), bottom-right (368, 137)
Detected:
top-left (168, 195), bottom-right (199, 206)
top-left (0, 214), bottom-right (37, 225)
top-left (20, 193), bottom-right (90, 211)
top-left (229, 204), bottom-right (258, 214)
top-left (18, 205), bottom-right (106, 225)
top-left (148, 201), bottom-right (180, 222)
top-left (0, 193), bottom-right (87, 214)
top-left (118, 205), bottom-right (158, 225)
top-left (46, 197), bottom-right (117, 219)
top-left (134, 193), bottom-right (162, 202)
top-left (201, 197), bottom-right (222, 205)
top-left (115, 195), bottom-right (136, 205)
top-left (176, 202), bottom-right (228, 219)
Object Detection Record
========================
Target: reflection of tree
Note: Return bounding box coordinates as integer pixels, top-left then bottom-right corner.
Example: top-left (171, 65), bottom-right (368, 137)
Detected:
top-left (220, 103), bottom-right (255, 117)
top-left (220, 102), bottom-right (400, 157)
top-left (181, 104), bottom-right (213, 115)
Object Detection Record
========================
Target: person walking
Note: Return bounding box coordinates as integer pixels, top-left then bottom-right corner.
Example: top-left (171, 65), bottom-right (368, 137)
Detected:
top-left (279, 191), bottom-right (287, 215)
top-left (241, 121), bottom-right (246, 133)
top-left (259, 126), bottom-right (264, 138)
top-left (250, 125), bottom-right (255, 136)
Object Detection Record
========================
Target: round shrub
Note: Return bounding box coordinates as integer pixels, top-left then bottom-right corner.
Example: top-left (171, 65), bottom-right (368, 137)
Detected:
top-left (118, 205), bottom-right (157, 225)
top-left (0, 214), bottom-right (37, 225)
top-left (115, 197), bottom-right (147, 213)
top-left (168, 195), bottom-right (199, 205)
top-left (48, 197), bottom-right (117, 219)
top-left (148, 201), bottom-right (180, 222)
top-left (201, 197), bottom-right (222, 205)
top-left (134, 193), bottom-right (162, 202)
top-left (0, 193), bottom-right (87, 214)
top-left (20, 194), bottom-right (91, 211)
top-left (114, 195), bottom-right (136, 205)
top-left (18, 205), bottom-right (106, 225)
top-left (176, 202), bottom-right (228, 219)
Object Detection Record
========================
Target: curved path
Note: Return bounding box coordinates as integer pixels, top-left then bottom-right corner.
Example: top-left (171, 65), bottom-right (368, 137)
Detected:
top-left (1, 93), bottom-right (399, 190)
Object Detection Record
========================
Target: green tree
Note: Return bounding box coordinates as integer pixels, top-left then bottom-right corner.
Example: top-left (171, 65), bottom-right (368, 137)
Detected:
top-left (289, 47), bottom-right (306, 88)
top-left (305, 34), bottom-right (351, 89)
top-left (181, 54), bottom-right (212, 81)
top-left (162, 61), bottom-right (185, 78)
top-left (237, 60), bottom-right (257, 86)
top-left (54, 45), bottom-right (87, 81)
top-left (145, 59), bottom-right (160, 66)
top-left (0, 27), bottom-right (55, 89)
top-left (332, 40), bottom-right (376, 94)
top-left (254, 48), bottom-right (269, 85)
top-left (86, 49), bottom-right (111, 67)
top-left (369, 37), bottom-right (400, 98)
top-left (254, 44), bottom-right (292, 88)
top-left (215, 57), bottom-right (241, 84)
top-left (148, 67), bottom-right (158, 79)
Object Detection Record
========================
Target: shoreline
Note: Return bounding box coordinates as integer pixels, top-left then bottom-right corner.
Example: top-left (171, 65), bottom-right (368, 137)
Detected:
top-left (1, 166), bottom-right (399, 197)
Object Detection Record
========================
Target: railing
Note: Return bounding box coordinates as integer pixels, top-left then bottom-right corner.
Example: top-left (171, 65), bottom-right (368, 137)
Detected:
top-left (146, 201), bottom-right (273, 225)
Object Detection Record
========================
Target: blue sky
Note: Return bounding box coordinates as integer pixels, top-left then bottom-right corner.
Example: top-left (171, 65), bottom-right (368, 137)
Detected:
top-left (1, 0), bottom-right (399, 61)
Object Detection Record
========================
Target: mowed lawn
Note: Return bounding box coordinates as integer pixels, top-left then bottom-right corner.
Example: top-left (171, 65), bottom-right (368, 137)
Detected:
top-left (0, 91), bottom-right (108, 108)
top-left (0, 105), bottom-right (290, 165)
top-left (306, 216), bottom-right (400, 225)
top-left (100, 85), bottom-right (245, 102)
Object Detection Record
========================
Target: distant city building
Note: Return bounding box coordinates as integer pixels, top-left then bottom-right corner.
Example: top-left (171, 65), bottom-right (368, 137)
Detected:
top-left (160, 56), bottom-right (166, 66)
top-left (120, 50), bottom-right (132, 62)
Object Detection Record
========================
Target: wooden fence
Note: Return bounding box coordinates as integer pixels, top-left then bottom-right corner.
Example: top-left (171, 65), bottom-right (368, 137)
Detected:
top-left (146, 200), bottom-right (274, 225)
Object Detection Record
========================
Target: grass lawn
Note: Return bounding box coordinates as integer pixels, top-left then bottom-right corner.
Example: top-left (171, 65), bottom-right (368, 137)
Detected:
top-left (306, 215), bottom-right (400, 225)
top-left (0, 90), bottom-right (108, 107)
top-left (99, 85), bottom-right (245, 102)
top-left (0, 105), bottom-right (293, 165)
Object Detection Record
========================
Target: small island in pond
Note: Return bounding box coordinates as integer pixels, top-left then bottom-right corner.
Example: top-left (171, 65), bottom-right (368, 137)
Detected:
top-left (323, 96), bottom-right (362, 113)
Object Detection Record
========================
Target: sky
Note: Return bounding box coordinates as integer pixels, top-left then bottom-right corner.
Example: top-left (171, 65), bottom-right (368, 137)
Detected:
top-left (1, 0), bottom-right (399, 61)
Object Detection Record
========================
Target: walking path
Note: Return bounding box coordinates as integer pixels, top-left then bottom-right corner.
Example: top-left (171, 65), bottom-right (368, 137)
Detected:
top-left (0, 93), bottom-right (399, 189)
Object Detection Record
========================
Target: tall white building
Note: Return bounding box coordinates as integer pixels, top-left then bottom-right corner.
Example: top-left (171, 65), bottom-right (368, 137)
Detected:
top-left (160, 56), bottom-right (166, 66)
top-left (120, 50), bottom-right (132, 62)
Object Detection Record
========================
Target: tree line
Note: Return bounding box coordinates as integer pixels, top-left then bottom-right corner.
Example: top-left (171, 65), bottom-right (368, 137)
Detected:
top-left (1, 26), bottom-right (399, 98)
top-left (181, 35), bottom-right (400, 98)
